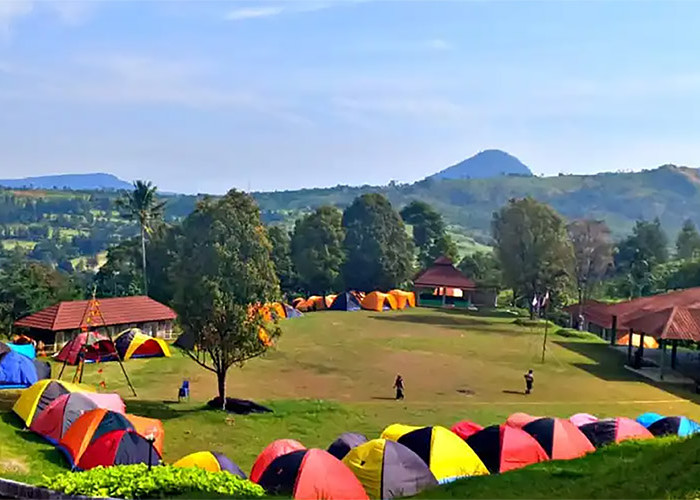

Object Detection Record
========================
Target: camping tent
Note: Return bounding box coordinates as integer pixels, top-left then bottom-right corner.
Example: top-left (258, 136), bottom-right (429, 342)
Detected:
top-left (636, 412), bottom-right (665, 428)
top-left (361, 292), bottom-right (398, 312)
top-left (466, 425), bottom-right (549, 474)
top-left (569, 413), bottom-right (598, 427)
top-left (451, 421), bottom-right (484, 440)
top-left (329, 293), bottom-right (362, 312)
top-left (617, 333), bottom-right (659, 349)
top-left (380, 424), bottom-right (422, 441)
top-left (343, 439), bottom-right (438, 499)
top-left (29, 392), bottom-right (125, 443)
top-left (521, 418), bottom-right (595, 460)
top-left (283, 304), bottom-right (303, 318)
top-left (393, 426), bottom-right (489, 482)
top-left (0, 350), bottom-right (45, 389)
top-left (327, 432), bottom-right (368, 460)
top-left (7, 343), bottom-right (36, 359)
top-left (269, 303), bottom-right (286, 320)
top-left (647, 416), bottom-right (700, 437)
top-left (250, 439), bottom-right (306, 483)
top-left (115, 328), bottom-right (171, 360)
top-left (56, 332), bottom-right (118, 365)
top-left (76, 430), bottom-right (161, 471)
top-left (13, 379), bottom-right (91, 426)
top-left (389, 290), bottom-right (416, 309)
top-left (505, 412), bottom-right (540, 428)
top-left (578, 418), bottom-right (653, 448)
top-left (257, 448), bottom-right (369, 499)
top-left (174, 331), bottom-right (195, 351)
top-left (59, 409), bottom-right (164, 467)
top-left (173, 451), bottom-right (246, 477)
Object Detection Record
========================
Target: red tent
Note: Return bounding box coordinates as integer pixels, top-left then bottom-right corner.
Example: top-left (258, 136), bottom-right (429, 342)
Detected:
top-left (250, 439), bottom-right (306, 483)
top-left (451, 421), bottom-right (484, 440)
top-left (578, 418), bottom-right (653, 448)
top-left (522, 418), bottom-right (595, 460)
top-left (56, 332), bottom-right (118, 365)
top-left (467, 425), bottom-right (549, 473)
top-left (505, 412), bottom-right (540, 429)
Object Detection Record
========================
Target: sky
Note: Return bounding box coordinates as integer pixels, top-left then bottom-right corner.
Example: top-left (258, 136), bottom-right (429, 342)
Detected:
top-left (1, 0), bottom-right (700, 194)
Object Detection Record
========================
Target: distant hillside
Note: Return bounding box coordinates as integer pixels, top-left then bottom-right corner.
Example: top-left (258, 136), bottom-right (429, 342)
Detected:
top-left (0, 173), bottom-right (132, 191)
top-left (254, 165), bottom-right (700, 241)
top-left (429, 149), bottom-right (533, 180)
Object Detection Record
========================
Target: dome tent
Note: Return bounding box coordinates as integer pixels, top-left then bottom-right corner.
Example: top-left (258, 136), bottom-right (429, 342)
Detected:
top-left (327, 432), bottom-right (368, 460)
top-left (0, 350), bottom-right (42, 389)
top-left (343, 439), bottom-right (438, 499)
top-left (647, 416), bottom-right (700, 438)
top-left (115, 328), bottom-right (171, 360)
top-left (77, 429), bottom-right (161, 471)
top-left (329, 293), bottom-right (362, 312)
top-left (466, 425), bottom-right (548, 474)
top-left (173, 451), bottom-right (246, 477)
top-left (361, 292), bottom-right (398, 312)
top-left (578, 418), bottom-right (653, 448)
top-left (250, 439), bottom-right (306, 483)
top-left (56, 331), bottom-right (117, 365)
top-left (521, 418), bottom-right (595, 460)
top-left (13, 379), bottom-right (90, 426)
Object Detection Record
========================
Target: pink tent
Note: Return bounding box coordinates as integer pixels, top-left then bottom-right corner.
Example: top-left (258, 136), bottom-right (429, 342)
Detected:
top-left (570, 413), bottom-right (598, 427)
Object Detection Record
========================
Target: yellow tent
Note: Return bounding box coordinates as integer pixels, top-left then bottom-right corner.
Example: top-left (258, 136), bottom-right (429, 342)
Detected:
top-left (389, 290), bottom-right (416, 309)
top-left (13, 379), bottom-right (92, 426)
top-left (384, 425), bottom-right (488, 482)
top-left (269, 302), bottom-right (286, 320)
top-left (618, 333), bottom-right (659, 349)
top-left (380, 423), bottom-right (422, 441)
top-left (361, 292), bottom-right (398, 312)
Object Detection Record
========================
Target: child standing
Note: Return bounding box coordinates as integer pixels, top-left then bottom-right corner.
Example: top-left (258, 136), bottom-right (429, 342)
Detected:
top-left (524, 369), bottom-right (534, 395)
top-left (394, 374), bottom-right (405, 400)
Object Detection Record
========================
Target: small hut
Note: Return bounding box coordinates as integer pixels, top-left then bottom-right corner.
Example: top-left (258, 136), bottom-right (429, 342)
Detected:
top-left (413, 256), bottom-right (477, 307)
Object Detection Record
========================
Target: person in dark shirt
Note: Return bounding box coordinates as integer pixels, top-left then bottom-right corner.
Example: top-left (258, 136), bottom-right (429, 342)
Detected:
top-left (524, 369), bottom-right (534, 395)
top-left (394, 374), bottom-right (405, 400)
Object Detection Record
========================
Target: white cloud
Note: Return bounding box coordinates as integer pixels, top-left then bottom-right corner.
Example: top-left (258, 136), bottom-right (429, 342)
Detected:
top-left (225, 6), bottom-right (284, 20)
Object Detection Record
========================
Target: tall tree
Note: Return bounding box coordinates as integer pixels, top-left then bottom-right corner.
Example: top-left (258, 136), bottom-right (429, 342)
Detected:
top-left (568, 219), bottom-right (614, 302)
top-left (290, 207), bottom-right (345, 294)
top-left (172, 190), bottom-right (280, 406)
top-left (492, 198), bottom-right (574, 309)
top-left (400, 200), bottom-right (458, 267)
top-left (342, 193), bottom-right (415, 291)
top-left (676, 219), bottom-right (700, 260)
top-left (267, 225), bottom-right (297, 295)
top-left (115, 180), bottom-right (166, 296)
top-left (458, 251), bottom-right (503, 289)
top-left (615, 218), bottom-right (668, 296)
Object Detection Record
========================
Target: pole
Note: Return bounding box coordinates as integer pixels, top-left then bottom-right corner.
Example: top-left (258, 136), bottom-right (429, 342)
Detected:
top-left (610, 315), bottom-right (618, 346)
top-left (147, 439), bottom-right (153, 472)
top-left (628, 328), bottom-right (634, 364)
top-left (541, 295), bottom-right (549, 364)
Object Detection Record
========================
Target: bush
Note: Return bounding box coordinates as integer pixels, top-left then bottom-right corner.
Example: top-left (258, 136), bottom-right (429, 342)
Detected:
top-left (41, 464), bottom-right (265, 499)
top-left (554, 328), bottom-right (597, 339)
top-left (512, 318), bottom-right (555, 328)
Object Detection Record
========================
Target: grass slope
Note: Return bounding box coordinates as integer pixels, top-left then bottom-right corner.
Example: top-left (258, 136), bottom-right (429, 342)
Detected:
top-left (422, 436), bottom-right (700, 499)
top-left (0, 308), bottom-right (698, 491)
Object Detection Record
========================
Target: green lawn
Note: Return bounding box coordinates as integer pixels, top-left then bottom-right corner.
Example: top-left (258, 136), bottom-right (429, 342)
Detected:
top-left (1, 308), bottom-right (699, 491)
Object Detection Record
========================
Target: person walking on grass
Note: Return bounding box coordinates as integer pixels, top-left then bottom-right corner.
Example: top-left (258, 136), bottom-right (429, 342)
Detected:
top-left (394, 374), bottom-right (405, 400)
top-left (524, 369), bottom-right (534, 395)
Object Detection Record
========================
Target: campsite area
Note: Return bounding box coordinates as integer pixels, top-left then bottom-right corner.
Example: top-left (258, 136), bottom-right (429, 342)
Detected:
top-left (1, 307), bottom-right (698, 491)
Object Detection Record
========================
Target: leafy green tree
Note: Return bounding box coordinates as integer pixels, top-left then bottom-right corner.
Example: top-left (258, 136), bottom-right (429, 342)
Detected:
top-left (676, 219), bottom-right (700, 260)
top-left (400, 200), bottom-right (458, 267)
top-left (290, 207), bottom-right (345, 294)
top-left (116, 181), bottom-right (166, 295)
top-left (172, 191), bottom-right (280, 406)
top-left (267, 225), bottom-right (298, 296)
top-left (0, 251), bottom-right (82, 335)
top-left (568, 219), bottom-right (614, 302)
top-left (342, 193), bottom-right (415, 291)
top-left (615, 218), bottom-right (668, 296)
top-left (492, 198), bottom-right (574, 309)
top-left (458, 251), bottom-right (502, 288)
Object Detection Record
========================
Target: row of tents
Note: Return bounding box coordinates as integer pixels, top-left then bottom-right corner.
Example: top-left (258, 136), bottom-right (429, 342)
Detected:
top-left (0, 328), bottom-right (170, 390)
top-left (11, 382), bottom-right (700, 499)
top-left (292, 290), bottom-right (416, 313)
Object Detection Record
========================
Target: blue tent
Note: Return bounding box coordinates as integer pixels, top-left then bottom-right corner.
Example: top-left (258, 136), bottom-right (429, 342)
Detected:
top-left (283, 304), bottom-right (303, 318)
top-left (0, 351), bottom-right (39, 389)
top-left (329, 292), bottom-right (361, 311)
top-left (8, 343), bottom-right (35, 359)
top-left (648, 416), bottom-right (700, 438)
top-left (636, 412), bottom-right (664, 428)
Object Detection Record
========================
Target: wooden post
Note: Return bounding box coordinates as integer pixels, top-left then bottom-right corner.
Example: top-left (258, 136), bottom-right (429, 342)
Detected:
top-left (639, 332), bottom-right (645, 360)
top-left (415, 289), bottom-right (421, 307)
top-left (659, 339), bottom-right (665, 380)
top-left (671, 340), bottom-right (678, 369)
top-left (441, 289), bottom-right (446, 306)
top-left (627, 328), bottom-right (634, 364)
top-left (610, 315), bottom-right (617, 346)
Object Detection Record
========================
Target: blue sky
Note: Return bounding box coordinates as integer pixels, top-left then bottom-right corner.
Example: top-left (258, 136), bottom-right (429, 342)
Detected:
top-left (1, 1), bottom-right (700, 194)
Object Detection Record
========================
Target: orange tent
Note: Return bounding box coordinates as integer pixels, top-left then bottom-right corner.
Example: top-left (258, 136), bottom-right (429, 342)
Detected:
top-left (389, 290), bottom-right (416, 309)
top-left (618, 333), bottom-right (659, 349)
top-left (269, 303), bottom-right (286, 320)
top-left (59, 409), bottom-right (164, 468)
top-left (307, 296), bottom-right (327, 311)
top-left (324, 295), bottom-right (337, 309)
top-left (361, 292), bottom-right (398, 312)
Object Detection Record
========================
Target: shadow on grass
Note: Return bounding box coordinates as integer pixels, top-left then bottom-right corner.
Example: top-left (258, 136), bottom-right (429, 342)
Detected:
top-left (556, 340), bottom-right (700, 404)
top-left (0, 412), bottom-right (67, 468)
top-left (124, 400), bottom-right (207, 421)
top-left (369, 313), bottom-right (492, 328)
top-left (370, 396), bottom-right (396, 401)
top-left (502, 389), bottom-right (526, 396)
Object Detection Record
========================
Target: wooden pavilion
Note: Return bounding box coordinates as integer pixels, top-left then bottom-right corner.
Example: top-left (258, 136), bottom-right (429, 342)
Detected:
top-left (413, 256), bottom-right (477, 306)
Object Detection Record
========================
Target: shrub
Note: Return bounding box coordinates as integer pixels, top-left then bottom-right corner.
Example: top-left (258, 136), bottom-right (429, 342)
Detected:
top-left (41, 464), bottom-right (265, 499)
top-left (554, 328), bottom-right (598, 340)
top-left (512, 318), bottom-right (555, 328)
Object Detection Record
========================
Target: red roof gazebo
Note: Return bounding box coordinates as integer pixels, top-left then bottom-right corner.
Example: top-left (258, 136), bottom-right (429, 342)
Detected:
top-left (413, 256), bottom-right (476, 306)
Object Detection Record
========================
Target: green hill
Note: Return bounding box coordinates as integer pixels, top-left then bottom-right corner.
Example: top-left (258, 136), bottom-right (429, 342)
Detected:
top-left (254, 165), bottom-right (700, 241)
top-left (421, 435), bottom-right (700, 499)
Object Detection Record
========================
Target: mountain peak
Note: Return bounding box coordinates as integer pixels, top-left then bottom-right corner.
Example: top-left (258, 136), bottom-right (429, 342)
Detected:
top-left (0, 173), bottom-right (132, 191)
top-left (429, 149), bottom-right (533, 180)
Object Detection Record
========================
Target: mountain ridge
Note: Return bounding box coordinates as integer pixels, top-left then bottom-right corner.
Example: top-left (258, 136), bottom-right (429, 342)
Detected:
top-left (0, 173), bottom-right (132, 191)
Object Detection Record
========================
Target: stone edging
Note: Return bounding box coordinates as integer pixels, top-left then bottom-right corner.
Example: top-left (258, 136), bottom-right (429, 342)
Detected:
top-left (0, 477), bottom-right (114, 500)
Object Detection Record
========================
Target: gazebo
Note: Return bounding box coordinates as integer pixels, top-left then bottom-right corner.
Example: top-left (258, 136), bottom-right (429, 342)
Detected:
top-left (625, 306), bottom-right (700, 379)
top-left (413, 256), bottom-right (476, 306)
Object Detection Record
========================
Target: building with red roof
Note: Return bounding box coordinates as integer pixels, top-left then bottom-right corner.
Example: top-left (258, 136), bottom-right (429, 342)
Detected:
top-left (413, 256), bottom-right (496, 306)
top-left (14, 296), bottom-right (177, 350)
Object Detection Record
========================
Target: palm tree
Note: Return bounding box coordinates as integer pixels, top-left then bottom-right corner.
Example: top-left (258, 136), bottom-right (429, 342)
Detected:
top-left (116, 181), bottom-right (166, 295)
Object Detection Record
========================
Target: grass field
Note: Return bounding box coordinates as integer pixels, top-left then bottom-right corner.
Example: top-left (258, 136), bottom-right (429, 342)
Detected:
top-left (1, 308), bottom-right (699, 491)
